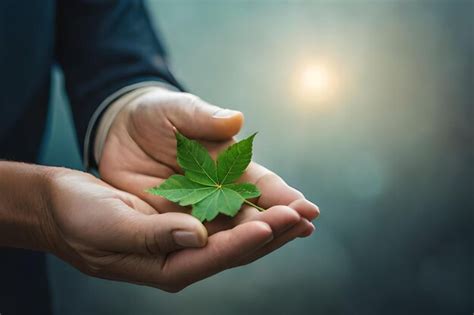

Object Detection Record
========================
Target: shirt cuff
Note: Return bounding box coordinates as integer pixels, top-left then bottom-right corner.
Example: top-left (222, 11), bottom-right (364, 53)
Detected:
top-left (83, 81), bottom-right (179, 172)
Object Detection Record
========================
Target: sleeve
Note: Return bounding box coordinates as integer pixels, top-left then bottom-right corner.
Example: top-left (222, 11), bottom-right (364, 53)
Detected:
top-left (54, 0), bottom-right (184, 167)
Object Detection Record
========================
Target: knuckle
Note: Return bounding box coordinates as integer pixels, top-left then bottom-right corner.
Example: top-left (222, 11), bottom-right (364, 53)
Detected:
top-left (150, 230), bottom-right (169, 254)
top-left (182, 93), bottom-right (203, 114)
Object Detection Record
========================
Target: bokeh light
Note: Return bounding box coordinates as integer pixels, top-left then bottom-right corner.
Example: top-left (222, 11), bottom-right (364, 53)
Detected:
top-left (294, 60), bottom-right (341, 106)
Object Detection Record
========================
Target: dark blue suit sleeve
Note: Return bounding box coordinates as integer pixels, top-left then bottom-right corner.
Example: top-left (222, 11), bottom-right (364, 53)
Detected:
top-left (54, 0), bottom-right (183, 162)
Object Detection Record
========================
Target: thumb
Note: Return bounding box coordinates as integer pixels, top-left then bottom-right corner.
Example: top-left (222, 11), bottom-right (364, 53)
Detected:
top-left (113, 212), bottom-right (208, 255)
top-left (167, 93), bottom-right (244, 140)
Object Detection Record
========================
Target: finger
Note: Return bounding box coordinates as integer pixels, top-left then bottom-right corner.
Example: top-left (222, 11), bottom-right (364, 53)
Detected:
top-left (160, 221), bottom-right (273, 290)
top-left (242, 163), bottom-right (304, 207)
top-left (236, 218), bottom-right (315, 266)
top-left (288, 198), bottom-right (320, 221)
top-left (202, 205), bottom-right (303, 262)
top-left (93, 205), bottom-right (207, 254)
top-left (204, 204), bottom-right (300, 237)
top-left (164, 93), bottom-right (244, 140)
top-left (234, 205), bottom-right (300, 234)
top-left (228, 205), bottom-right (313, 262)
top-left (241, 162), bottom-right (319, 220)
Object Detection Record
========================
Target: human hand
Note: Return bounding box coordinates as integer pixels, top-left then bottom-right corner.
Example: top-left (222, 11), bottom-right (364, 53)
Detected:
top-left (99, 88), bottom-right (319, 266)
top-left (42, 167), bottom-right (280, 291)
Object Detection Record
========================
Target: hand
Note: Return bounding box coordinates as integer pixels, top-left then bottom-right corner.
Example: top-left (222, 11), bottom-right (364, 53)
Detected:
top-left (99, 88), bottom-right (319, 266)
top-left (42, 167), bottom-right (278, 291)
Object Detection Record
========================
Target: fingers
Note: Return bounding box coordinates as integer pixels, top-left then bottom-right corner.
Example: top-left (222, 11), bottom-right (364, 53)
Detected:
top-left (241, 162), bottom-right (320, 220)
top-left (235, 205), bottom-right (301, 233)
top-left (164, 93), bottom-right (244, 140)
top-left (85, 210), bottom-right (313, 292)
top-left (203, 204), bottom-right (301, 236)
top-left (97, 221), bottom-right (273, 291)
top-left (237, 218), bottom-right (315, 266)
top-left (231, 205), bottom-right (314, 261)
top-left (203, 204), bottom-right (312, 250)
top-left (243, 164), bottom-right (304, 207)
top-left (159, 221), bottom-right (273, 290)
top-left (288, 198), bottom-right (320, 221)
top-left (214, 204), bottom-right (315, 267)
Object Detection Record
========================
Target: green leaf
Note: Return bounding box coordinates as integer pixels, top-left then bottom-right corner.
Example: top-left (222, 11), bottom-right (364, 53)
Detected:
top-left (146, 175), bottom-right (217, 206)
top-left (147, 132), bottom-right (264, 222)
top-left (216, 133), bottom-right (256, 184)
top-left (225, 183), bottom-right (261, 199)
top-left (176, 132), bottom-right (218, 186)
top-left (192, 188), bottom-right (245, 221)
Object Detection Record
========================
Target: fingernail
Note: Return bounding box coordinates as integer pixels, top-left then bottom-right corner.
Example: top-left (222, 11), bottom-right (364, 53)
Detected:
top-left (212, 109), bottom-right (240, 118)
top-left (310, 201), bottom-right (320, 219)
top-left (172, 230), bottom-right (201, 247)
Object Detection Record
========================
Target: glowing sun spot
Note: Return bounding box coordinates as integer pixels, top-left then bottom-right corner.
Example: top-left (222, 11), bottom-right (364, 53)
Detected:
top-left (294, 61), bottom-right (340, 106)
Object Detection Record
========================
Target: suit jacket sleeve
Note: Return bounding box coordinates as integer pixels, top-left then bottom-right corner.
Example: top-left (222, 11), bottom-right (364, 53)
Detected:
top-left (54, 0), bottom-right (183, 161)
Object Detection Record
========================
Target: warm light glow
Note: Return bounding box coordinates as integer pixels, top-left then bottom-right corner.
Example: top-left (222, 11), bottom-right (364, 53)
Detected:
top-left (294, 61), bottom-right (340, 105)
top-left (301, 66), bottom-right (330, 92)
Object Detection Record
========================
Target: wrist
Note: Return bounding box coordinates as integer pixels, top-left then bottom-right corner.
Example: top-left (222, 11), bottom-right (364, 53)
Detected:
top-left (0, 162), bottom-right (59, 252)
top-left (36, 166), bottom-right (65, 253)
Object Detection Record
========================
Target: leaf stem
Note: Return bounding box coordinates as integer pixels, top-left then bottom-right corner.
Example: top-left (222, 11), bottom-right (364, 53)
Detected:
top-left (243, 199), bottom-right (266, 212)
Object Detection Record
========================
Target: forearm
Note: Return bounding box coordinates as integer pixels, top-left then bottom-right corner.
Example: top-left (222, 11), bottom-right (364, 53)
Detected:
top-left (0, 161), bottom-right (53, 251)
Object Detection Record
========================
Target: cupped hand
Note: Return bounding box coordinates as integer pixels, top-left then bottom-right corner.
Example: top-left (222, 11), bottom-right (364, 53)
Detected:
top-left (43, 168), bottom-right (280, 291)
top-left (99, 88), bottom-right (319, 267)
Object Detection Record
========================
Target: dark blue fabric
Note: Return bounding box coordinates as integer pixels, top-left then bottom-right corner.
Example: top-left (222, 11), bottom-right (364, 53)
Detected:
top-left (0, 1), bottom-right (181, 313)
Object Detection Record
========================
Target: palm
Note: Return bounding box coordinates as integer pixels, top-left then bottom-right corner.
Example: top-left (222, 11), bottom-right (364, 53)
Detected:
top-left (99, 90), bottom-right (318, 264)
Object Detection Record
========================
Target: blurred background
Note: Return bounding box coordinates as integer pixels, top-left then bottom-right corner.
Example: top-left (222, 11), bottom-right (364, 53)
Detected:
top-left (39, 0), bottom-right (473, 314)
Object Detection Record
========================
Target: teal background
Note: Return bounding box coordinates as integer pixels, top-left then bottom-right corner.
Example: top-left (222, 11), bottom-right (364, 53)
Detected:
top-left (40, 1), bottom-right (472, 314)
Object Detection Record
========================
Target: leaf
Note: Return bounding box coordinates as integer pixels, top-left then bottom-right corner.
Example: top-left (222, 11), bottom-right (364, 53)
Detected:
top-left (176, 132), bottom-right (218, 186)
top-left (224, 183), bottom-right (261, 199)
top-left (146, 175), bottom-right (216, 206)
top-left (192, 188), bottom-right (244, 222)
top-left (147, 132), bottom-right (263, 222)
top-left (216, 133), bottom-right (256, 184)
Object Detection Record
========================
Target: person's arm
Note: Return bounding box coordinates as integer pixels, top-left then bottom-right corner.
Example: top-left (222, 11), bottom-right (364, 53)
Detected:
top-left (54, 0), bottom-right (182, 169)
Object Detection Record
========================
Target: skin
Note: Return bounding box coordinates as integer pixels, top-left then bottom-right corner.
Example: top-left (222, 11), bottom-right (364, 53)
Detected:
top-left (0, 89), bottom-right (319, 293)
top-left (99, 88), bottom-right (320, 274)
